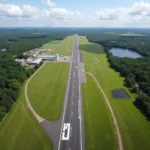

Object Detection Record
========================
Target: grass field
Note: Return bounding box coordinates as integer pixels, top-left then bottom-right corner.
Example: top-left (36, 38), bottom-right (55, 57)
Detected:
top-left (119, 33), bottom-right (145, 36)
top-left (82, 74), bottom-right (117, 150)
top-left (41, 40), bottom-right (62, 49)
top-left (28, 63), bottom-right (69, 120)
top-left (0, 82), bottom-right (52, 150)
top-left (79, 36), bottom-right (150, 150)
top-left (50, 36), bottom-right (74, 55)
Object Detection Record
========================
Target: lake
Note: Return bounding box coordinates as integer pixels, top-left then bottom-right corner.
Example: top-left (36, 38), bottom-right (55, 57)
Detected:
top-left (110, 48), bottom-right (143, 58)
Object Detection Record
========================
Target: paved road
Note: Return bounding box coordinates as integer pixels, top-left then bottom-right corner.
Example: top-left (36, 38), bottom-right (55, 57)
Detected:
top-left (58, 36), bottom-right (85, 150)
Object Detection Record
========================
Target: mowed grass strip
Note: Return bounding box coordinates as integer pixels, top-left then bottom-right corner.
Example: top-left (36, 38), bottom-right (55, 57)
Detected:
top-left (79, 36), bottom-right (150, 150)
top-left (81, 51), bottom-right (98, 65)
top-left (82, 74), bottom-right (117, 150)
top-left (0, 82), bottom-right (52, 150)
top-left (28, 63), bottom-right (69, 120)
top-left (51, 36), bottom-right (74, 55)
top-left (41, 40), bottom-right (62, 49)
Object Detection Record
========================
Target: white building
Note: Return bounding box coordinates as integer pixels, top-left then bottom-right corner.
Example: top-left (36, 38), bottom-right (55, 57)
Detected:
top-left (29, 58), bottom-right (42, 65)
top-left (37, 54), bottom-right (59, 61)
top-left (26, 58), bottom-right (33, 63)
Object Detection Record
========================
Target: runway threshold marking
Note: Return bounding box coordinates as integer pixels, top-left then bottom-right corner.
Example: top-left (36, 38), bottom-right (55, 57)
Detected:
top-left (62, 123), bottom-right (71, 140)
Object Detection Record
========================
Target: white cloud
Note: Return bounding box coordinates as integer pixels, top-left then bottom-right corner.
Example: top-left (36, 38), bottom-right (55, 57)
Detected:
top-left (129, 1), bottom-right (150, 16)
top-left (50, 8), bottom-right (81, 20)
top-left (93, 1), bottom-right (150, 27)
top-left (95, 8), bottom-right (123, 20)
top-left (0, 4), bottom-right (22, 17)
top-left (1, 1), bottom-right (150, 27)
top-left (41, 0), bottom-right (55, 8)
top-left (22, 5), bottom-right (50, 18)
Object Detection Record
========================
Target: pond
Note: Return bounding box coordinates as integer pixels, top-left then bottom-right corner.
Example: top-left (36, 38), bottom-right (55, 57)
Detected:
top-left (110, 48), bottom-right (143, 58)
top-left (112, 89), bottom-right (129, 99)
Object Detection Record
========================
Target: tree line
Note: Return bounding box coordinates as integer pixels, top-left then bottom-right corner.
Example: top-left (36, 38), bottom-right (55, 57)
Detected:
top-left (0, 54), bottom-right (35, 121)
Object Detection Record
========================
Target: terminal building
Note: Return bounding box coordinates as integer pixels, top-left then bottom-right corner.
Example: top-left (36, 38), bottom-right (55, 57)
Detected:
top-left (15, 54), bottom-right (59, 66)
top-left (29, 58), bottom-right (42, 65)
top-left (37, 54), bottom-right (59, 61)
top-left (26, 58), bottom-right (42, 65)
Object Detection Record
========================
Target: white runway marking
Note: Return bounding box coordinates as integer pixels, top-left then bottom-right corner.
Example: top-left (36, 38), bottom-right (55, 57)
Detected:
top-left (62, 123), bottom-right (71, 140)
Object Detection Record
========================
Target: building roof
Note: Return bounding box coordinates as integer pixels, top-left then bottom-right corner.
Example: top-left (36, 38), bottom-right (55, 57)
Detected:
top-left (31, 58), bottom-right (42, 64)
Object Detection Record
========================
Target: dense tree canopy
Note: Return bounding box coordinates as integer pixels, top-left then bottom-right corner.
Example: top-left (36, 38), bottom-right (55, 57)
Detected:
top-left (0, 54), bottom-right (35, 121)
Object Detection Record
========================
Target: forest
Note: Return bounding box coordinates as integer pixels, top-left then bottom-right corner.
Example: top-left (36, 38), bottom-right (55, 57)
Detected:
top-left (0, 53), bottom-right (35, 121)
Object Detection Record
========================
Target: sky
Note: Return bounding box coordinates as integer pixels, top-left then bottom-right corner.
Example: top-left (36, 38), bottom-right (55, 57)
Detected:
top-left (1, 0), bottom-right (150, 27)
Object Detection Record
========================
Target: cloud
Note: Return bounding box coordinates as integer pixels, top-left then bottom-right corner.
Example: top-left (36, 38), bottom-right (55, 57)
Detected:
top-left (0, 4), bottom-right (22, 17)
top-left (50, 8), bottom-right (81, 20)
top-left (129, 1), bottom-right (150, 16)
top-left (1, 1), bottom-right (150, 27)
top-left (22, 5), bottom-right (50, 18)
top-left (41, 0), bottom-right (55, 8)
top-left (95, 8), bottom-right (123, 20)
top-left (93, 1), bottom-right (150, 27)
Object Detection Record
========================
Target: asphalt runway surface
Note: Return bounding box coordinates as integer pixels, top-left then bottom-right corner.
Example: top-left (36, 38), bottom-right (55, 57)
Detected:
top-left (58, 36), bottom-right (85, 150)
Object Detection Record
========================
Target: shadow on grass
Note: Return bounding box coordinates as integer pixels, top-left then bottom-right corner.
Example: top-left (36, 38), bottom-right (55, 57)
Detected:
top-left (79, 43), bottom-right (105, 54)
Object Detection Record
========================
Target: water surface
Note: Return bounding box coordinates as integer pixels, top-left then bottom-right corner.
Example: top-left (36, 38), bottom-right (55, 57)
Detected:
top-left (110, 48), bottom-right (143, 58)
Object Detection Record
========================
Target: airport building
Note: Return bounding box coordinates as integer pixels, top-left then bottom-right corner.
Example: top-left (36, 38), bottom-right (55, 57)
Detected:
top-left (37, 54), bottom-right (59, 61)
top-left (27, 58), bottom-right (42, 65)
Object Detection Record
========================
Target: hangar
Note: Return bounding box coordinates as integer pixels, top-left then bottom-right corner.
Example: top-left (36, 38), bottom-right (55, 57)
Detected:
top-left (37, 54), bottom-right (59, 61)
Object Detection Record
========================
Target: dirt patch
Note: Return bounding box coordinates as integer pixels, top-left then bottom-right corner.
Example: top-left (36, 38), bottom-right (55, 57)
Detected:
top-left (112, 89), bottom-right (129, 99)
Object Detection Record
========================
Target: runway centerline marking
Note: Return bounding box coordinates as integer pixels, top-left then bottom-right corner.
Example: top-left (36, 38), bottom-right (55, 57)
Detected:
top-left (62, 123), bottom-right (71, 140)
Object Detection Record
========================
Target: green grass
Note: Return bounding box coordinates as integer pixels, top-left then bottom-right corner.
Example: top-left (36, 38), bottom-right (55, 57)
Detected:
top-left (50, 36), bottom-right (74, 55)
top-left (28, 63), bottom-right (69, 120)
top-left (119, 33), bottom-right (145, 36)
top-left (41, 40), bottom-right (62, 49)
top-left (79, 36), bottom-right (150, 150)
top-left (82, 52), bottom-right (97, 65)
top-left (0, 81), bottom-right (52, 150)
top-left (82, 74), bottom-right (117, 150)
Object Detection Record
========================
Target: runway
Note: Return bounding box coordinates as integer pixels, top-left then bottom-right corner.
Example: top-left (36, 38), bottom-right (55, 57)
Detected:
top-left (58, 35), bottom-right (85, 150)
